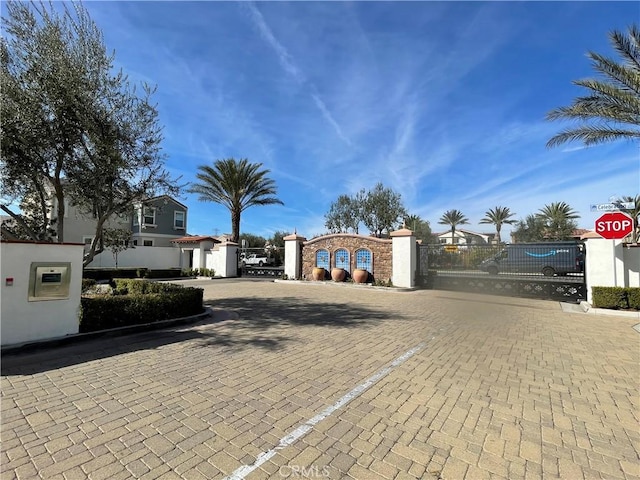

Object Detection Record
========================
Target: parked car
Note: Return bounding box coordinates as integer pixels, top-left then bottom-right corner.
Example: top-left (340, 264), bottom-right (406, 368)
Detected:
top-left (479, 242), bottom-right (584, 276)
top-left (240, 253), bottom-right (275, 267)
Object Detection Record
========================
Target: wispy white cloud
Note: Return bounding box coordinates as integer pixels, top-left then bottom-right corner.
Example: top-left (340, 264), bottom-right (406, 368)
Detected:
top-left (243, 2), bottom-right (352, 147)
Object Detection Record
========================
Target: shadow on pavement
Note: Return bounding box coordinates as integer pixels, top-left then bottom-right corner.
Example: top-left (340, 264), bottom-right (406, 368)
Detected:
top-left (1, 297), bottom-right (399, 375)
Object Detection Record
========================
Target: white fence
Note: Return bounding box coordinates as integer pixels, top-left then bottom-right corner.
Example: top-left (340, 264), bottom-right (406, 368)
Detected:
top-left (86, 246), bottom-right (183, 269)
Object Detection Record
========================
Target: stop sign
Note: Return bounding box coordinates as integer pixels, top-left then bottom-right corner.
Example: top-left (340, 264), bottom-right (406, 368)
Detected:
top-left (595, 211), bottom-right (634, 239)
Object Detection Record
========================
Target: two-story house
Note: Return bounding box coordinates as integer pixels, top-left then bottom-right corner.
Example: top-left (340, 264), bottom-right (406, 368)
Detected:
top-left (50, 194), bottom-right (187, 249)
top-left (131, 195), bottom-right (188, 247)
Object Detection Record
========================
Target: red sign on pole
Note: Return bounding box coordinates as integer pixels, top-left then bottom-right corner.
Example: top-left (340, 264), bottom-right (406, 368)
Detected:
top-left (594, 211), bottom-right (634, 240)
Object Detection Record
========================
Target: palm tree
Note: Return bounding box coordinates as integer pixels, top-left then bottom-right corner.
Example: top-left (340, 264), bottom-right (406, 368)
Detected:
top-left (188, 158), bottom-right (283, 243)
top-left (479, 206), bottom-right (517, 244)
top-left (622, 195), bottom-right (640, 243)
top-left (537, 202), bottom-right (580, 241)
top-left (438, 209), bottom-right (469, 244)
top-left (546, 24), bottom-right (640, 147)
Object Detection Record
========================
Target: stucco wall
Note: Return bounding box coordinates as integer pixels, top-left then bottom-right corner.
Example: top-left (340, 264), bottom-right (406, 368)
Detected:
top-left (1, 241), bottom-right (83, 346)
top-left (584, 239), bottom-right (639, 303)
top-left (85, 246), bottom-right (182, 269)
top-left (302, 234), bottom-right (392, 282)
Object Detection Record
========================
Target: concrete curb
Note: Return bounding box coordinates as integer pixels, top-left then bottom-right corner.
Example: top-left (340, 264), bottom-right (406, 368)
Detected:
top-left (1, 306), bottom-right (231, 355)
top-left (273, 279), bottom-right (416, 292)
top-left (579, 301), bottom-right (640, 319)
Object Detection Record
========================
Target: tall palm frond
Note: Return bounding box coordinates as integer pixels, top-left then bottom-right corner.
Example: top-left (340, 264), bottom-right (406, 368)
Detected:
top-left (188, 158), bottom-right (283, 243)
top-left (547, 24), bottom-right (640, 147)
top-left (438, 209), bottom-right (469, 244)
top-left (479, 206), bottom-right (517, 244)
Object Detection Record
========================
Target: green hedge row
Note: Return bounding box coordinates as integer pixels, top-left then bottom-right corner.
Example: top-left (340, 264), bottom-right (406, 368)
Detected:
top-left (83, 268), bottom-right (184, 281)
top-left (80, 280), bottom-right (204, 333)
top-left (592, 287), bottom-right (640, 310)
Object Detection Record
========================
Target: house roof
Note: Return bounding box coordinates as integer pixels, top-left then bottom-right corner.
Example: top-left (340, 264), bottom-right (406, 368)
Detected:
top-left (435, 229), bottom-right (495, 237)
top-left (143, 195), bottom-right (188, 210)
top-left (172, 235), bottom-right (220, 244)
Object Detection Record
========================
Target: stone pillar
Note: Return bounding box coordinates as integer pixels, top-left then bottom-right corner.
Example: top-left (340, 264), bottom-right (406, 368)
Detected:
top-left (218, 241), bottom-right (239, 277)
top-left (391, 227), bottom-right (416, 288)
top-left (284, 233), bottom-right (307, 280)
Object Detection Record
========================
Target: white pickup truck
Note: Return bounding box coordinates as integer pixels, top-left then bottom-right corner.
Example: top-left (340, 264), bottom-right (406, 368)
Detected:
top-left (240, 253), bottom-right (275, 267)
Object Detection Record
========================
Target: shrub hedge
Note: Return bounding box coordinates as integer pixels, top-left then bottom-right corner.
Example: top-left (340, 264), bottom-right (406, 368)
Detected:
top-left (592, 286), bottom-right (640, 310)
top-left (80, 280), bottom-right (204, 333)
top-left (83, 268), bottom-right (184, 281)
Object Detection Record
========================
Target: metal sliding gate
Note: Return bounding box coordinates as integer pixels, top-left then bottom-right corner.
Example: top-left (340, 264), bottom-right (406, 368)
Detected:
top-left (416, 243), bottom-right (586, 303)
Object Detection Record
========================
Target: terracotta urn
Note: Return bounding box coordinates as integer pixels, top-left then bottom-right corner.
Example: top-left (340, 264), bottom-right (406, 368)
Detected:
top-left (352, 268), bottom-right (369, 284)
top-left (331, 267), bottom-right (346, 282)
top-left (312, 267), bottom-right (326, 281)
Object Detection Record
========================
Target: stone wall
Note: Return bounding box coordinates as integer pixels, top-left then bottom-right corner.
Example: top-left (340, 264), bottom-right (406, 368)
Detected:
top-left (302, 234), bottom-right (393, 282)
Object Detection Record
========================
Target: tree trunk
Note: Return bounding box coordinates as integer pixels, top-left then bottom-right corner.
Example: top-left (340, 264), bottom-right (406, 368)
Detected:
top-left (231, 209), bottom-right (241, 244)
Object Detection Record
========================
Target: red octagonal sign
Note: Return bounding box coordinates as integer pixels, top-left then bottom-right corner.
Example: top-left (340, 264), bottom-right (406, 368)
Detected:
top-left (595, 211), bottom-right (634, 240)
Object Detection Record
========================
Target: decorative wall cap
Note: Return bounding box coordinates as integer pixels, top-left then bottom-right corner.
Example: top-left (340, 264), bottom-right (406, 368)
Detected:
top-left (390, 228), bottom-right (414, 238)
top-left (284, 234), bottom-right (307, 241)
top-left (304, 233), bottom-right (392, 245)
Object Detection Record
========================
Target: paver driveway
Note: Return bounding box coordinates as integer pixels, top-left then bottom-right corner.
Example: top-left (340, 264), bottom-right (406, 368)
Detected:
top-left (2, 279), bottom-right (639, 479)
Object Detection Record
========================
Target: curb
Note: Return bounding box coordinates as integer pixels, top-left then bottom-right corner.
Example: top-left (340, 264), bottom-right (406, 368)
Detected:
top-left (1, 306), bottom-right (230, 355)
top-left (576, 301), bottom-right (640, 319)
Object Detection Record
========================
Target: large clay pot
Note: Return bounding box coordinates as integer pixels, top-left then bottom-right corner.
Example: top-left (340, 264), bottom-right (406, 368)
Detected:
top-left (312, 267), bottom-right (326, 281)
top-left (331, 267), bottom-right (346, 282)
top-left (352, 268), bottom-right (369, 284)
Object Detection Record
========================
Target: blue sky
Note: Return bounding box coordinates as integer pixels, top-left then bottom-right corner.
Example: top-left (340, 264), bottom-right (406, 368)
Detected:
top-left (83, 2), bottom-right (639, 238)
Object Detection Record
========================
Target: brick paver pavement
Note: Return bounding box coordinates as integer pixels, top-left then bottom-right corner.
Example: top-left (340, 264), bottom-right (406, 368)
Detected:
top-left (1, 279), bottom-right (639, 479)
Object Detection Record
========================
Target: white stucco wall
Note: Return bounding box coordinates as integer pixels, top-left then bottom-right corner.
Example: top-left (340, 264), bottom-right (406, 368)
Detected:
top-left (1, 242), bottom-right (83, 346)
top-left (585, 238), bottom-right (639, 303)
top-left (85, 246), bottom-right (182, 269)
top-left (391, 229), bottom-right (416, 288)
top-left (284, 234), bottom-right (305, 280)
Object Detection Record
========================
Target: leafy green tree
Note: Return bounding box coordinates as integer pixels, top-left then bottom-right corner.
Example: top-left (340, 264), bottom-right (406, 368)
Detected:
top-left (239, 233), bottom-right (267, 248)
top-left (362, 183), bottom-right (407, 237)
top-left (438, 209), bottom-right (469, 244)
top-left (546, 24), bottom-right (640, 147)
top-left (103, 228), bottom-right (132, 268)
top-left (512, 214), bottom-right (547, 242)
top-left (479, 206), bottom-right (517, 244)
top-left (1, 0), bottom-right (176, 266)
top-left (537, 202), bottom-right (580, 241)
top-left (403, 214), bottom-right (434, 243)
top-left (188, 158), bottom-right (283, 243)
top-left (324, 192), bottom-right (363, 233)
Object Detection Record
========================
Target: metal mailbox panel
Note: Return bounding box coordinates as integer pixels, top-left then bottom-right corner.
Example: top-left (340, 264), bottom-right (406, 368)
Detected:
top-left (29, 262), bottom-right (72, 301)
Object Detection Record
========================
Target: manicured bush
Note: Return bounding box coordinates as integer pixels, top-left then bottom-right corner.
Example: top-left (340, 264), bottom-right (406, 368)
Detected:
top-left (83, 268), bottom-right (140, 281)
top-left (592, 286), bottom-right (640, 310)
top-left (143, 268), bottom-right (183, 279)
top-left (81, 278), bottom-right (97, 293)
top-left (80, 280), bottom-right (204, 333)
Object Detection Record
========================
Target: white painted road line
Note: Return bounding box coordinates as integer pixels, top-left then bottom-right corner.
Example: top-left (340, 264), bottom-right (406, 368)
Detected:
top-left (224, 342), bottom-right (426, 480)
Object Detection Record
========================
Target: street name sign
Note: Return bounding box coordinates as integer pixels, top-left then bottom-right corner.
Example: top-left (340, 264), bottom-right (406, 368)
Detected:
top-left (590, 202), bottom-right (634, 212)
top-left (594, 212), bottom-right (634, 240)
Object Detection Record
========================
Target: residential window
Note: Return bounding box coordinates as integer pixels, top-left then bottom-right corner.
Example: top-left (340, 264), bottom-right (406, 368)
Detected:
top-left (143, 207), bottom-right (156, 225)
top-left (174, 211), bottom-right (186, 229)
top-left (133, 240), bottom-right (138, 246)
top-left (83, 237), bottom-right (93, 248)
top-left (143, 239), bottom-right (153, 247)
